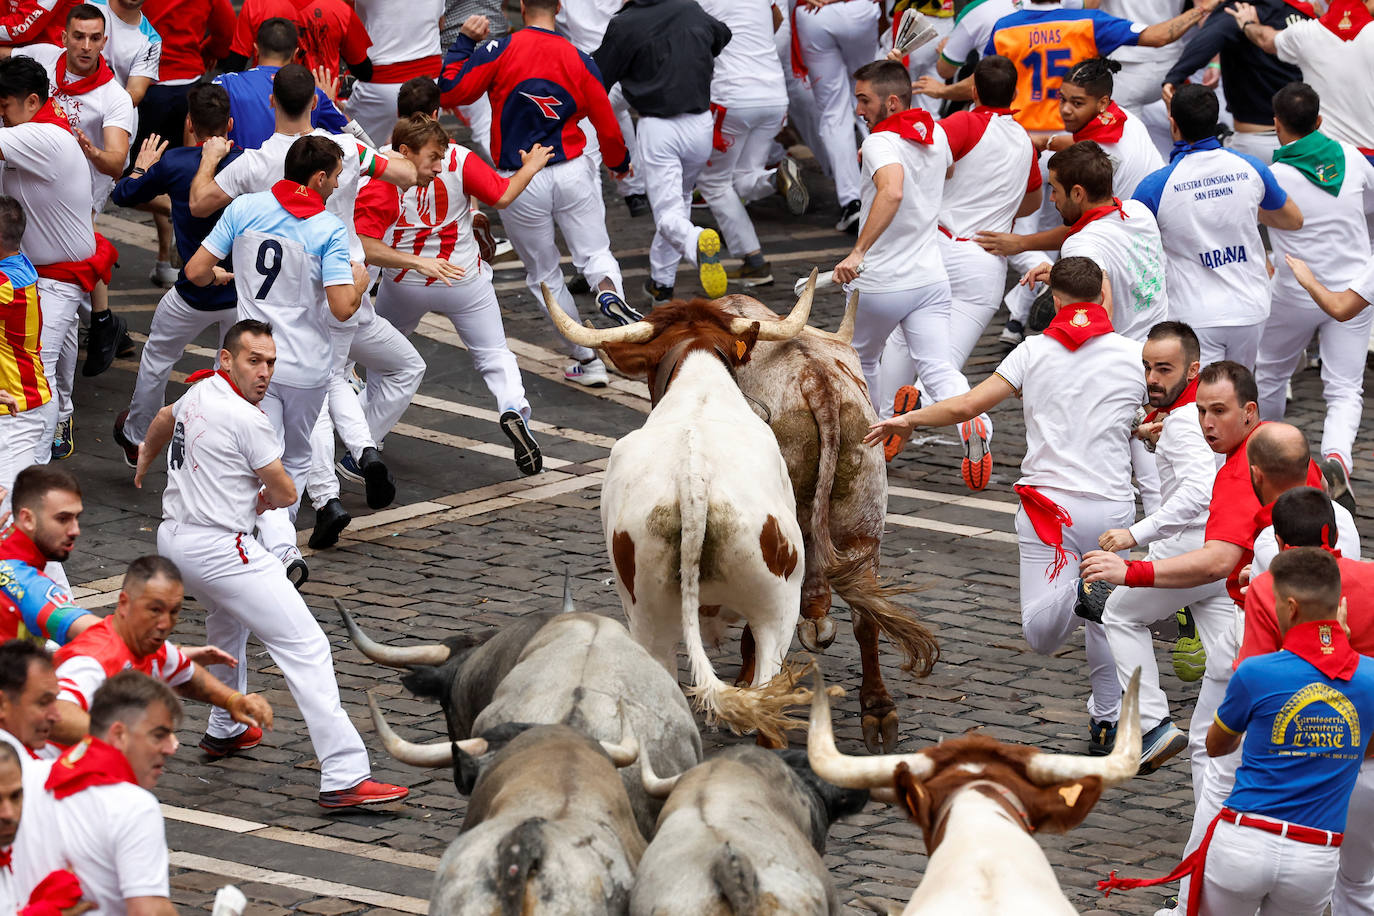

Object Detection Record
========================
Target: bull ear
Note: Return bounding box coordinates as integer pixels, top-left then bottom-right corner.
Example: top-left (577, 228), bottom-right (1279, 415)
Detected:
top-left (1025, 777), bottom-right (1105, 834)
top-left (454, 740), bottom-right (483, 795)
top-left (732, 321), bottom-right (761, 366)
top-left (600, 342), bottom-right (649, 379)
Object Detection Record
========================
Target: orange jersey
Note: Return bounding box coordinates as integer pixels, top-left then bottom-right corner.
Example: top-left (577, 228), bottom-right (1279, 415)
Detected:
top-left (0, 253), bottom-right (48, 412)
top-left (986, 9), bottom-right (1144, 131)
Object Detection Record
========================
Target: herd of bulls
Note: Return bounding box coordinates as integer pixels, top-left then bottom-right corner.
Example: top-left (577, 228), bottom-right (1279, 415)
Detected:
top-left (338, 276), bottom-right (1149, 914)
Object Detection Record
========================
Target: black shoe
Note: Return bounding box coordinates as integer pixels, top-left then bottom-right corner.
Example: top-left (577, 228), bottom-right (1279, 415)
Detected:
top-left (112, 409), bottom-right (139, 468)
top-left (643, 279), bottom-right (674, 307)
top-left (308, 498), bottom-right (351, 550)
top-left (1323, 455), bottom-right (1357, 515)
top-left (286, 558), bottom-right (309, 590)
top-left (567, 274), bottom-right (591, 295)
top-left (116, 331), bottom-right (136, 359)
top-left (357, 446), bottom-right (395, 510)
top-left (726, 260), bottom-right (774, 288)
top-left (83, 309), bottom-right (127, 377)
top-left (499, 409), bottom-right (543, 477)
top-left (835, 199), bottom-right (861, 234)
top-left (51, 417), bottom-right (74, 461)
top-left (1074, 578), bottom-right (1116, 624)
top-left (1028, 288), bottom-right (1056, 333)
top-left (1089, 718), bottom-right (1117, 756)
top-left (999, 319), bottom-right (1025, 347)
top-left (624, 193), bottom-right (650, 218)
top-left (1138, 720), bottom-right (1187, 775)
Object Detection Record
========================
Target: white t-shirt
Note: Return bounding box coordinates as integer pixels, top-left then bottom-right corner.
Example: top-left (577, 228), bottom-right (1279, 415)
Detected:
top-left (1275, 22), bottom-right (1374, 150)
top-left (354, 0), bottom-right (442, 65)
top-left (1129, 404), bottom-right (1217, 549)
top-left (0, 120), bottom-right (95, 265)
top-left (1268, 140), bottom-right (1374, 307)
top-left (994, 331), bottom-right (1147, 500)
top-left (1252, 501), bottom-right (1363, 574)
top-left (1352, 258), bottom-right (1374, 305)
top-left (1095, 113), bottom-right (1164, 198)
top-left (1098, 0), bottom-right (1184, 65)
top-left (556, 0), bottom-right (623, 53)
top-left (90, 0), bottom-right (161, 85)
top-left (162, 373), bottom-right (283, 531)
top-left (1060, 198), bottom-right (1168, 341)
top-left (940, 107), bottom-right (1038, 238)
top-left (940, 0), bottom-right (1020, 70)
top-left (14, 44), bottom-right (135, 210)
top-left (854, 124), bottom-right (952, 292)
top-left (697, 0), bottom-right (786, 109)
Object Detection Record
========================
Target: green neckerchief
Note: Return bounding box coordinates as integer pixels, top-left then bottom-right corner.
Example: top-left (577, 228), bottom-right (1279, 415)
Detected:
top-left (1272, 130), bottom-right (1346, 196)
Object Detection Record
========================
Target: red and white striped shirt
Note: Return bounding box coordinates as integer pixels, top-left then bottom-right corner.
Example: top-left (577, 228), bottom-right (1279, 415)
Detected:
top-left (52, 619), bottom-right (193, 712)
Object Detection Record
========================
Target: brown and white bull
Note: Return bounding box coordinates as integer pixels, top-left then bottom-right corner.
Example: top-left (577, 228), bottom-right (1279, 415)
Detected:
top-left (542, 278), bottom-right (821, 745)
top-left (718, 293), bottom-right (940, 752)
top-left (808, 667), bottom-right (1143, 915)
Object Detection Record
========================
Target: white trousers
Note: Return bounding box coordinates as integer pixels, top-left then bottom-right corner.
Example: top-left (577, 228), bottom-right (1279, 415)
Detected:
top-left (35, 278), bottom-right (87, 436)
top-left (1179, 747), bottom-right (1244, 912)
top-left (157, 521), bottom-right (371, 792)
top-left (792, 0), bottom-right (878, 206)
top-left (636, 112), bottom-right (713, 287)
top-left (698, 104), bottom-right (787, 259)
top-left (499, 156), bottom-right (621, 362)
top-left (0, 402), bottom-right (54, 516)
top-left (580, 85), bottom-right (646, 197)
top-left (347, 80), bottom-right (403, 149)
top-left (124, 287), bottom-right (236, 443)
top-left (256, 380), bottom-right (328, 559)
top-left (1197, 325), bottom-right (1263, 371)
top-left (943, 236), bottom-right (1010, 369)
top-left (1016, 488), bottom-right (1134, 721)
top-left (1200, 818), bottom-right (1339, 916)
top-left (1256, 296), bottom-right (1372, 472)
top-left (1335, 760), bottom-right (1374, 914)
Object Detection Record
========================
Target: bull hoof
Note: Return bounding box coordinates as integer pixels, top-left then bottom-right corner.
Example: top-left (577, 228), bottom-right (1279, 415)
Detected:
top-left (798, 616), bottom-right (838, 652)
top-left (861, 711), bottom-right (900, 754)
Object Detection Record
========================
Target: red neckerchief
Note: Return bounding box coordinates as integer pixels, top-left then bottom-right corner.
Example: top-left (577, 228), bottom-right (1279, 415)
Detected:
top-left (0, 846), bottom-right (9, 871)
top-left (1283, 0), bottom-right (1318, 15)
top-left (29, 99), bottom-right (73, 134)
top-left (184, 368), bottom-right (256, 406)
top-left (1042, 302), bottom-right (1114, 351)
top-left (0, 526), bottom-right (47, 571)
top-left (55, 55), bottom-right (115, 95)
top-left (1143, 376), bottom-right (1198, 423)
top-left (1284, 618), bottom-right (1360, 680)
top-left (45, 736), bottom-right (138, 800)
top-left (1073, 101), bottom-right (1128, 145)
top-left (1013, 485), bottom-right (1075, 579)
top-left (872, 108), bottom-right (937, 145)
top-left (1321, 0), bottom-right (1372, 38)
top-left (271, 179), bottom-right (326, 219)
top-left (1065, 197), bottom-right (1127, 238)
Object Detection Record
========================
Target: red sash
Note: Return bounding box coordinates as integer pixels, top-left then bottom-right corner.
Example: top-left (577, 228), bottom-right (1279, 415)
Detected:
top-left (1042, 302), bottom-right (1114, 351)
top-left (271, 179), bottom-right (326, 219)
top-left (1073, 101), bottom-right (1129, 145)
top-left (1013, 484), bottom-right (1075, 579)
top-left (35, 234), bottom-right (118, 293)
top-left (55, 56), bottom-right (115, 95)
top-left (872, 108), bottom-right (937, 145)
top-left (709, 103), bottom-right (730, 153)
top-left (45, 735), bottom-right (138, 800)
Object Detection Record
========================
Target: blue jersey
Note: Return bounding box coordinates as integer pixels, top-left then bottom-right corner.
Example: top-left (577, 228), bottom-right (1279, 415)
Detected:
top-left (111, 146), bottom-right (244, 312)
top-left (0, 528), bottom-right (86, 645)
top-left (1217, 645), bottom-right (1374, 833)
top-left (213, 66), bottom-right (348, 150)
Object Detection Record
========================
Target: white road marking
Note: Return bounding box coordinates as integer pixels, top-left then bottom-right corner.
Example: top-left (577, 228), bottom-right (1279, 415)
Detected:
top-left (168, 851), bottom-right (430, 914)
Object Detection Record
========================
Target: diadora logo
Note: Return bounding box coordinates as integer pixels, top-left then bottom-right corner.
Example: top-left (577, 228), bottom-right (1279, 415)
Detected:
top-left (520, 91), bottom-right (563, 119)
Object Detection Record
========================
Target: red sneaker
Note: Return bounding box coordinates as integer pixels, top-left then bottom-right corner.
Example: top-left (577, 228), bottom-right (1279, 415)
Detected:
top-left (884, 385), bottom-right (921, 463)
top-left (960, 417), bottom-right (992, 491)
top-left (318, 778), bottom-right (409, 809)
top-left (198, 725), bottom-right (262, 758)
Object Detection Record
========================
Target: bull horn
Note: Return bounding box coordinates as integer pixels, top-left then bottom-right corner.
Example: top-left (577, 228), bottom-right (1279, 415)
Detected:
top-left (562, 568), bottom-right (575, 614)
top-left (367, 690), bottom-right (463, 767)
top-left (806, 664), bottom-right (932, 789)
top-left (836, 290), bottom-right (857, 343)
top-left (600, 703), bottom-right (639, 767)
top-left (1025, 667), bottom-right (1142, 789)
top-left (639, 749), bottom-right (683, 798)
top-left (542, 283), bottom-right (656, 347)
top-left (336, 599), bottom-right (450, 668)
top-left (730, 270), bottom-right (817, 341)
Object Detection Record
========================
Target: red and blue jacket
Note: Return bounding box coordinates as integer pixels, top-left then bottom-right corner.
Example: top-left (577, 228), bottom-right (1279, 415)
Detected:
top-left (0, 527), bottom-right (86, 645)
top-left (439, 26), bottom-right (629, 173)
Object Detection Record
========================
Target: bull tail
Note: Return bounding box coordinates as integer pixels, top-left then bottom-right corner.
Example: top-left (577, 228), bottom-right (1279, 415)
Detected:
top-left (709, 842), bottom-right (759, 916)
top-left (495, 817), bottom-right (545, 916)
top-left (830, 553), bottom-right (940, 677)
top-left (798, 367), bottom-right (840, 570)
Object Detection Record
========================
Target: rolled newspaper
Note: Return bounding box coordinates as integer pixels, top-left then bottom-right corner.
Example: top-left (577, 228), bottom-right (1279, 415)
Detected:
top-left (894, 8), bottom-right (939, 55)
top-left (795, 265), bottom-right (863, 296)
top-left (212, 886), bottom-right (247, 916)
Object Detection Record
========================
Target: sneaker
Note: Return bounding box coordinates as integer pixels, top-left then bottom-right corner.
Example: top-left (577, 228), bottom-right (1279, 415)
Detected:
top-left (884, 385), bottom-right (921, 464)
top-left (690, 189), bottom-right (708, 210)
top-left (597, 290), bottom-right (644, 326)
top-left (336, 452), bottom-right (364, 484)
top-left (1089, 717), bottom-right (1117, 757)
top-left (318, 777), bottom-right (409, 809)
top-left (959, 417), bottom-right (992, 491)
top-left (471, 210), bottom-right (497, 263)
top-left (1027, 288), bottom-right (1056, 333)
top-left (149, 260), bottom-right (177, 288)
top-left (774, 156), bottom-right (809, 215)
top-left (624, 193), bottom-right (650, 218)
top-left (1172, 608), bottom-right (1206, 683)
top-left (1323, 454), bottom-right (1356, 515)
top-left (357, 446), bottom-right (396, 510)
top-left (1074, 577), bottom-right (1116, 624)
top-left (308, 497), bottom-right (351, 550)
top-left (199, 725), bottom-right (263, 758)
top-left (697, 228), bottom-right (728, 299)
top-left (725, 260), bottom-right (774, 288)
top-left (643, 278), bottom-right (674, 307)
top-left (51, 417), bottom-right (74, 461)
top-left (285, 557), bottom-right (309, 590)
top-left (82, 309), bottom-right (127, 377)
top-left (117, 332), bottom-right (136, 359)
top-left (999, 319), bottom-right (1025, 347)
top-left (347, 366), bottom-right (365, 394)
top-left (835, 199), bottom-right (861, 233)
top-left (565, 357), bottom-right (609, 387)
top-left (499, 409), bottom-right (543, 476)
top-left (112, 409), bottom-right (139, 469)
top-left (568, 274), bottom-right (591, 295)
top-left (1138, 720), bottom-right (1187, 775)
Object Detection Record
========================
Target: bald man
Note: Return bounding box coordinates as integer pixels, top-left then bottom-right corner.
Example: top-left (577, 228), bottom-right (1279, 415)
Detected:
top-left (1249, 425), bottom-right (1361, 576)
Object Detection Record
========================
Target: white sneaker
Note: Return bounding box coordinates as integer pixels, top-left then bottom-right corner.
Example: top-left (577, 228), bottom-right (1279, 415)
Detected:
top-left (565, 358), bottom-right (608, 387)
top-left (149, 261), bottom-right (177, 288)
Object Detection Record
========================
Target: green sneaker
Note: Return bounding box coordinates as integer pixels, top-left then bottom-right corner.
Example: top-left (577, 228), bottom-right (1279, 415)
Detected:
top-left (1172, 608), bottom-right (1206, 682)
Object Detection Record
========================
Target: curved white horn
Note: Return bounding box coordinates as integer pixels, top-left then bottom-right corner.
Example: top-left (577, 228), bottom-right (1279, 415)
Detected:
top-left (561, 568), bottom-right (575, 615)
top-left (836, 290), bottom-right (858, 344)
top-left (600, 706), bottom-right (639, 767)
top-left (367, 690), bottom-right (455, 767)
top-left (542, 283), bottom-right (656, 347)
top-left (337, 599), bottom-right (450, 668)
top-left (639, 749), bottom-right (683, 798)
top-left (807, 664), bottom-right (932, 789)
top-left (730, 270), bottom-right (817, 341)
top-left (1025, 667), bottom-right (1142, 789)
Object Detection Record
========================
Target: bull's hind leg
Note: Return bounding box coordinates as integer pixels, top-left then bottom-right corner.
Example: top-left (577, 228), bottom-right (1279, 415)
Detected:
top-left (735, 625), bottom-right (756, 688)
top-left (853, 610), bottom-right (899, 754)
top-left (798, 558), bottom-right (838, 652)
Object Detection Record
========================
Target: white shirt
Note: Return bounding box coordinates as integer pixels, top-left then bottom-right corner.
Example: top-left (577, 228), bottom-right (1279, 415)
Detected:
top-left (1352, 257), bottom-right (1374, 305)
top-left (162, 374), bottom-right (283, 532)
top-left (696, 0), bottom-right (786, 109)
top-left (854, 124), bottom-right (952, 292)
top-left (941, 0), bottom-right (1020, 70)
top-left (994, 331), bottom-right (1147, 500)
top-left (940, 107), bottom-right (1037, 238)
top-left (1268, 140), bottom-right (1374, 307)
top-left (1096, 113), bottom-right (1164, 198)
top-left (1252, 501), bottom-right (1363, 574)
top-left (0, 120), bottom-right (95, 265)
top-left (14, 44), bottom-right (135, 210)
top-left (1275, 22), bottom-right (1374, 150)
top-left (1129, 404), bottom-right (1217, 550)
top-left (1098, 0), bottom-right (1184, 65)
top-left (353, 0), bottom-right (442, 65)
top-left (1060, 199), bottom-right (1169, 341)
top-left (89, 0), bottom-right (161, 85)
top-left (557, 0), bottom-right (629, 53)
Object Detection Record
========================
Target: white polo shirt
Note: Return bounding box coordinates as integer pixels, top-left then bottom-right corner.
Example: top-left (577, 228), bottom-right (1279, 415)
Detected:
top-left (1129, 405), bottom-right (1217, 550)
top-left (697, 0), bottom-right (786, 109)
top-left (939, 106), bottom-right (1039, 238)
top-left (1060, 198), bottom-right (1168, 341)
top-left (1133, 140), bottom-right (1288, 329)
top-left (1267, 139), bottom-right (1374, 307)
top-left (994, 330), bottom-right (1146, 500)
top-left (1275, 22), bottom-right (1374, 150)
top-left (940, 0), bottom-right (1020, 70)
top-left (0, 119), bottom-right (95, 265)
top-left (854, 122), bottom-right (952, 293)
top-left (89, 0), bottom-right (161, 85)
top-left (1090, 113), bottom-right (1163, 198)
